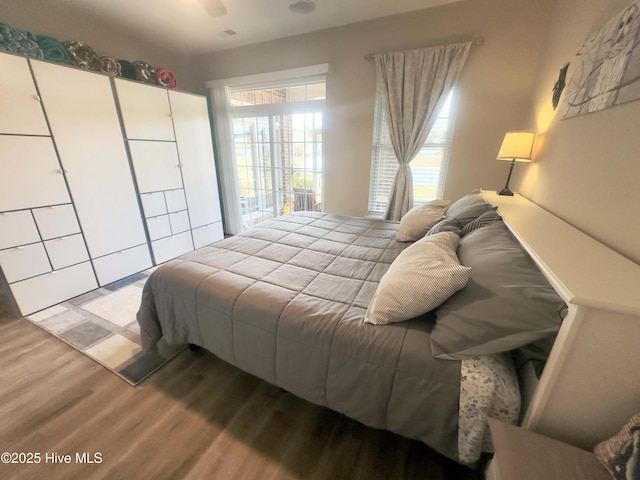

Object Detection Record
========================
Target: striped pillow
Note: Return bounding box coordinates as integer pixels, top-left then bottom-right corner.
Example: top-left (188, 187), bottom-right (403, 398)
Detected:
top-left (364, 232), bottom-right (472, 325)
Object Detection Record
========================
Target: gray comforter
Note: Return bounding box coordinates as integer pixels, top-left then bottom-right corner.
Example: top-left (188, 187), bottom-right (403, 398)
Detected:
top-left (137, 212), bottom-right (462, 460)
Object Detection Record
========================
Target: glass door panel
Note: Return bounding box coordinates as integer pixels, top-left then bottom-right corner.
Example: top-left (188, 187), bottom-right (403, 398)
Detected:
top-left (233, 111), bottom-right (323, 227)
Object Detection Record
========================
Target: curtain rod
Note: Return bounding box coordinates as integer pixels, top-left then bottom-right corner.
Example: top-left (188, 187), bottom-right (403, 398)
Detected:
top-left (364, 37), bottom-right (483, 60)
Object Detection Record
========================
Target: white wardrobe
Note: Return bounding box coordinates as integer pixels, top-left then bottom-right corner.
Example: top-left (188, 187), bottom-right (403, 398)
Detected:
top-left (0, 53), bottom-right (99, 315)
top-left (114, 78), bottom-right (223, 264)
top-left (31, 59), bottom-right (153, 287)
top-left (0, 51), bottom-right (223, 316)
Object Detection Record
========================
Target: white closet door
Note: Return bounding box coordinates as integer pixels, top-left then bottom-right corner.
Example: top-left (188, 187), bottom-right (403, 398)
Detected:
top-left (192, 222), bottom-right (224, 249)
top-left (114, 78), bottom-right (175, 140)
top-left (151, 232), bottom-right (193, 264)
top-left (0, 52), bottom-right (49, 135)
top-left (146, 215), bottom-right (171, 241)
top-left (92, 244), bottom-right (151, 286)
top-left (0, 243), bottom-right (51, 282)
top-left (140, 192), bottom-right (168, 217)
top-left (30, 60), bottom-right (150, 263)
top-left (129, 140), bottom-right (183, 193)
top-left (0, 211), bottom-right (41, 249)
top-left (165, 189), bottom-right (187, 212)
top-left (32, 204), bottom-right (81, 240)
top-left (0, 135), bottom-right (70, 211)
top-left (168, 211), bottom-right (190, 234)
top-left (169, 90), bottom-right (223, 231)
top-left (44, 234), bottom-right (90, 270)
top-left (11, 262), bottom-right (97, 315)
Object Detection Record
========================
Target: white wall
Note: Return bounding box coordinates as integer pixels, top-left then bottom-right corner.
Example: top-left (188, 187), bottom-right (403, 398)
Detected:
top-left (516, 0), bottom-right (640, 264)
top-left (190, 0), bottom-right (552, 217)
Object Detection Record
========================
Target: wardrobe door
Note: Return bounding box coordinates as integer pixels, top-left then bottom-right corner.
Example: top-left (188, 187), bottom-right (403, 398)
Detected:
top-left (128, 141), bottom-right (183, 193)
top-left (0, 52), bottom-right (49, 135)
top-left (30, 60), bottom-right (151, 283)
top-left (0, 54), bottom-right (98, 315)
top-left (168, 90), bottom-right (223, 245)
top-left (0, 211), bottom-right (40, 250)
top-left (114, 78), bottom-right (175, 140)
top-left (11, 263), bottom-right (97, 315)
top-left (0, 136), bottom-right (70, 211)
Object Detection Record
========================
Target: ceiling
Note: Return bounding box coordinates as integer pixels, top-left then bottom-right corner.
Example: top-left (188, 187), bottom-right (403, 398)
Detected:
top-left (55, 0), bottom-right (463, 55)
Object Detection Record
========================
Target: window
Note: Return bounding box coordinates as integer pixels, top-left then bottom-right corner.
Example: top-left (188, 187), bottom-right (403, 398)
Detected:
top-left (230, 80), bottom-right (325, 227)
top-left (368, 89), bottom-right (456, 215)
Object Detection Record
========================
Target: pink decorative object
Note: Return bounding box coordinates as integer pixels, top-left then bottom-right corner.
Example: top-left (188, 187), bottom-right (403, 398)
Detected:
top-left (155, 67), bottom-right (177, 89)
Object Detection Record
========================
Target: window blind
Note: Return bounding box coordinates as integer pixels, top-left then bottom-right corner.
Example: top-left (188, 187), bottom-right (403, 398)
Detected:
top-left (368, 89), bottom-right (455, 215)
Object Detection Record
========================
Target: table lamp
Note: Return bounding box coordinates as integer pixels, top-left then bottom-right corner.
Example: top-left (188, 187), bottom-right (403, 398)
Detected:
top-left (496, 131), bottom-right (536, 196)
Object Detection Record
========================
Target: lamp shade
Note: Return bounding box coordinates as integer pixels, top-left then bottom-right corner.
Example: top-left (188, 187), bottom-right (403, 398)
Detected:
top-left (497, 131), bottom-right (536, 162)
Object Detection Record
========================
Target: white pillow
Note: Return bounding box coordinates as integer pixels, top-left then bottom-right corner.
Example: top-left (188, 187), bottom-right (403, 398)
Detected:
top-left (365, 232), bottom-right (471, 325)
top-left (396, 200), bottom-right (451, 242)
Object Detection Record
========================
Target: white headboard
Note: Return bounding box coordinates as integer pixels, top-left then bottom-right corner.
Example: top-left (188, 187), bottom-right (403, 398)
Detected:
top-left (481, 190), bottom-right (640, 449)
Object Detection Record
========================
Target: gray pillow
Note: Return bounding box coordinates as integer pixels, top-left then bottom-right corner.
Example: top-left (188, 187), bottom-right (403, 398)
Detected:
top-left (426, 217), bottom-right (462, 236)
top-left (460, 209), bottom-right (503, 237)
top-left (449, 203), bottom-right (496, 228)
top-left (445, 193), bottom-right (487, 219)
top-left (430, 221), bottom-right (566, 360)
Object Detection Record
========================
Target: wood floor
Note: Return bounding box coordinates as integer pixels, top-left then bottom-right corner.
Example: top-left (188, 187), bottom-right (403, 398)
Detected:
top-left (0, 317), bottom-right (483, 480)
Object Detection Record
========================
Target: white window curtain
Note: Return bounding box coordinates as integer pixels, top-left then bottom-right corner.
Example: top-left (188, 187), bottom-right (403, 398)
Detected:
top-left (373, 42), bottom-right (472, 221)
top-left (210, 84), bottom-right (244, 235)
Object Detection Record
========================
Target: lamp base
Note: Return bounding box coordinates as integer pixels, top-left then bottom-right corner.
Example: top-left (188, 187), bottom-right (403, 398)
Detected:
top-left (498, 159), bottom-right (516, 196)
top-left (498, 187), bottom-right (514, 196)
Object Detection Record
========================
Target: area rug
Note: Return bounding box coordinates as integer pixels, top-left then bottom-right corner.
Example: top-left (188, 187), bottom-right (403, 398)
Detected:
top-left (25, 270), bottom-right (185, 385)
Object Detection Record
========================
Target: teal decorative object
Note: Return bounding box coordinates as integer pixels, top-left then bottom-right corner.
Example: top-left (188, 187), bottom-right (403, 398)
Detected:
top-left (0, 23), bottom-right (43, 58)
top-left (36, 35), bottom-right (71, 64)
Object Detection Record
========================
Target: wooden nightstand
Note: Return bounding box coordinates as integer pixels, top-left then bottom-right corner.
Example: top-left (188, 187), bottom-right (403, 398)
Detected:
top-left (485, 418), bottom-right (611, 480)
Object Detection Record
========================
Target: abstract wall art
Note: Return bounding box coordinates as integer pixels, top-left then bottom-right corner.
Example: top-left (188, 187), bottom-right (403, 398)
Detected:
top-left (561, 0), bottom-right (640, 119)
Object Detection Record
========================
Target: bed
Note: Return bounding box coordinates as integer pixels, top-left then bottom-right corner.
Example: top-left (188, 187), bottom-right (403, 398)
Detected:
top-left (136, 192), bottom-right (577, 464)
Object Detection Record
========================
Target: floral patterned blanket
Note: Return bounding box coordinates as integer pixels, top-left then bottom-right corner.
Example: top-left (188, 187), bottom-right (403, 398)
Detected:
top-left (458, 353), bottom-right (521, 464)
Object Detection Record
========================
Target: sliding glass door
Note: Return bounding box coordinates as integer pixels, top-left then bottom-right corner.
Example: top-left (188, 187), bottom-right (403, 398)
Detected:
top-left (231, 83), bottom-right (324, 227)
